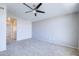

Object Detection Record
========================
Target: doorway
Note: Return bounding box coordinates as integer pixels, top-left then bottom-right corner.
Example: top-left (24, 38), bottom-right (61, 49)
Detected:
top-left (6, 17), bottom-right (16, 44)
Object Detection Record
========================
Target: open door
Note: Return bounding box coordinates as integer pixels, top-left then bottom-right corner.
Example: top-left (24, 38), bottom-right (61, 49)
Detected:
top-left (6, 17), bottom-right (16, 44)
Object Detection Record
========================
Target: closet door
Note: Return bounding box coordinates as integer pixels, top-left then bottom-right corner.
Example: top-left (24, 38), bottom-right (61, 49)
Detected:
top-left (6, 17), bottom-right (16, 44)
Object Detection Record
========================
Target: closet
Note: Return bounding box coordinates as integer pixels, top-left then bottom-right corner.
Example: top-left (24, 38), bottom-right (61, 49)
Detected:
top-left (6, 17), bottom-right (16, 44)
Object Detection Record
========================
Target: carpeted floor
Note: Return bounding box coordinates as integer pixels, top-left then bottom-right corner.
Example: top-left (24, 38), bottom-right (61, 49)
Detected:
top-left (0, 39), bottom-right (79, 56)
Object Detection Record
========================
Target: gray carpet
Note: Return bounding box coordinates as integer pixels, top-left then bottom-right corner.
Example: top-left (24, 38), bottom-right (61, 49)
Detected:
top-left (0, 39), bottom-right (79, 56)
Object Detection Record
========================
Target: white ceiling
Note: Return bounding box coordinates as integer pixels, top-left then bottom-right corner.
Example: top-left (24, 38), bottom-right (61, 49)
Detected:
top-left (6, 3), bottom-right (78, 22)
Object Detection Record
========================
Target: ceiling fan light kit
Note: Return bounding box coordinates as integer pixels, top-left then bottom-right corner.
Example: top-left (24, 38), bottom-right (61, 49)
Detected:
top-left (23, 3), bottom-right (45, 16)
top-left (33, 10), bottom-right (36, 13)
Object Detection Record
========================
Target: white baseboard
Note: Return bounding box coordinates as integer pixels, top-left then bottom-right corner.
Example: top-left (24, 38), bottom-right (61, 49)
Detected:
top-left (0, 48), bottom-right (6, 52)
top-left (36, 39), bottom-right (78, 50)
top-left (16, 38), bottom-right (32, 41)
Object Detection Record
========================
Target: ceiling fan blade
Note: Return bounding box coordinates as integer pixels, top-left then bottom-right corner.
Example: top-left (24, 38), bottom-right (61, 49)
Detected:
top-left (34, 13), bottom-right (37, 16)
top-left (23, 3), bottom-right (33, 10)
top-left (36, 10), bottom-right (45, 13)
top-left (35, 3), bottom-right (42, 9)
top-left (25, 11), bottom-right (32, 13)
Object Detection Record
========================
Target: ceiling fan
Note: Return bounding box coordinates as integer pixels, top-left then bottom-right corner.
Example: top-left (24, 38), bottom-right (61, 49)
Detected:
top-left (23, 3), bottom-right (45, 16)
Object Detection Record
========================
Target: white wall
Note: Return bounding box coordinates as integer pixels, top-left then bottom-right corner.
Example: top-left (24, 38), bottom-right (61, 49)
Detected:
top-left (78, 13), bottom-right (79, 49)
top-left (17, 17), bottom-right (32, 41)
top-left (0, 4), bottom-right (6, 51)
top-left (7, 12), bottom-right (32, 41)
top-left (33, 13), bottom-right (78, 48)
